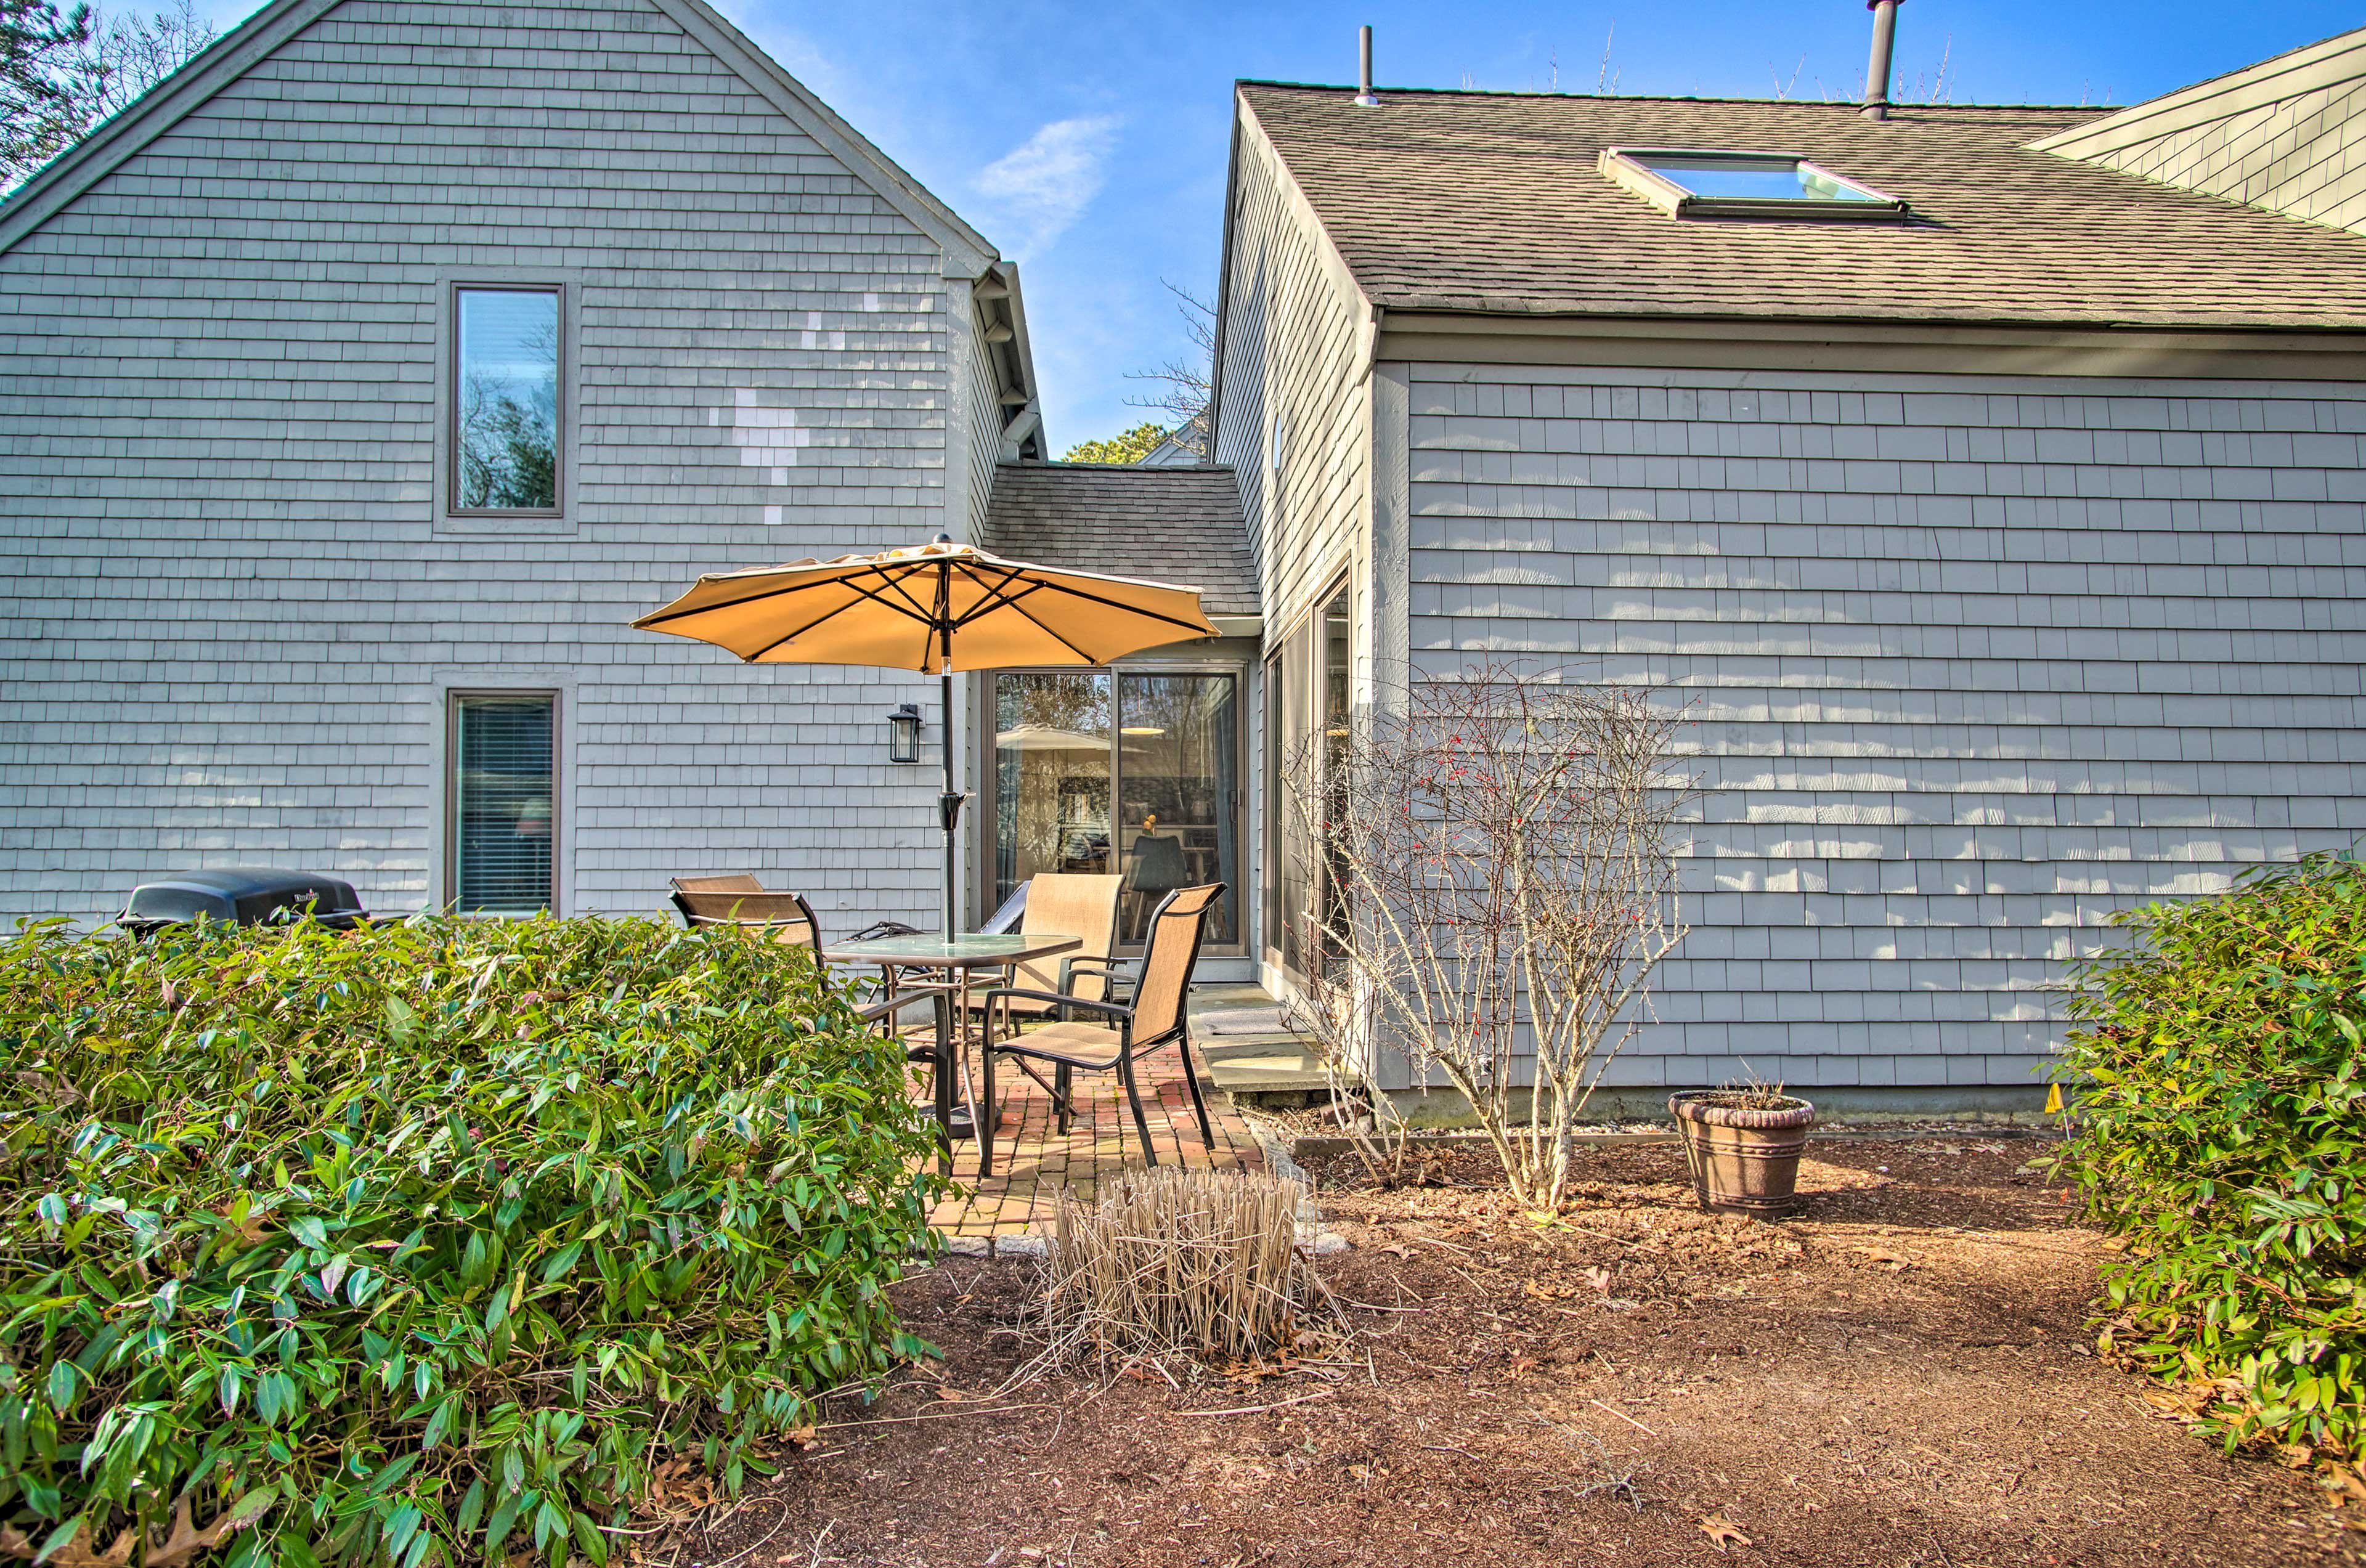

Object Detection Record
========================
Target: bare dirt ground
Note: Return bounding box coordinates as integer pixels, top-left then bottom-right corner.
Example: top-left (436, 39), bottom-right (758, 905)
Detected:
top-left (659, 1137), bottom-right (2357, 1568)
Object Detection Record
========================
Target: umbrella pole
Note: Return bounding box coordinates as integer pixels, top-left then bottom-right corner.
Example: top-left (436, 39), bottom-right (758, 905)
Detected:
top-left (938, 664), bottom-right (960, 941)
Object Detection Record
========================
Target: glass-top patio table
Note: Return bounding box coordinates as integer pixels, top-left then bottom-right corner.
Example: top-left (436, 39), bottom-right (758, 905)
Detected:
top-left (821, 932), bottom-right (1081, 1159)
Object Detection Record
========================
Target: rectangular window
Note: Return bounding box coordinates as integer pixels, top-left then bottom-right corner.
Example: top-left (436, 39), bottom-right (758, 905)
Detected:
top-left (451, 694), bottom-right (556, 914)
top-left (453, 286), bottom-right (561, 513)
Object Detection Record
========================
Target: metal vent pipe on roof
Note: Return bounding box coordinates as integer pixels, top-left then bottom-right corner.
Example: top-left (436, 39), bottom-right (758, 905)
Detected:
top-left (1354, 24), bottom-right (1379, 107)
top-left (1861, 0), bottom-right (1901, 120)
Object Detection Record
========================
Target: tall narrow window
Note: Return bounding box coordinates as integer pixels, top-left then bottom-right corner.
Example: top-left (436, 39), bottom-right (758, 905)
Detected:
top-left (1267, 580), bottom-right (1348, 980)
top-left (453, 287), bottom-right (561, 512)
top-left (452, 694), bottom-right (556, 913)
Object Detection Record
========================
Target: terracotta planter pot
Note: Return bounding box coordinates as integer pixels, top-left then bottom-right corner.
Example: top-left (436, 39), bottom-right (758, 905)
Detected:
top-left (1669, 1091), bottom-right (1817, 1217)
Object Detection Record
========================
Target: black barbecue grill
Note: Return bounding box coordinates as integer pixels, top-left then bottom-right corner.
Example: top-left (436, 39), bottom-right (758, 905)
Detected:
top-left (118, 868), bottom-right (368, 935)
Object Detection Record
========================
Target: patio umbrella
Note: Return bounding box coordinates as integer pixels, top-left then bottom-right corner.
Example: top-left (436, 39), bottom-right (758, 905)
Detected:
top-left (633, 535), bottom-right (1218, 938)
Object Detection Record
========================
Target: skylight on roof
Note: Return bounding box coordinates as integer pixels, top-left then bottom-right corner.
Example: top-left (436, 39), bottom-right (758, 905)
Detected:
top-left (1599, 148), bottom-right (1908, 221)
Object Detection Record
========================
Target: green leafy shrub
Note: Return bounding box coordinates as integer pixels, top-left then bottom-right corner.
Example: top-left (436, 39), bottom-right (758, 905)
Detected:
top-left (2052, 849), bottom-right (2366, 1467)
top-left (0, 914), bottom-right (943, 1568)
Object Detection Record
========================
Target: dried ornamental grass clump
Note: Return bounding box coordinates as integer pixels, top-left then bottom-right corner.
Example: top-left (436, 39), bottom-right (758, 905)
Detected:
top-left (1043, 1166), bottom-right (1319, 1365)
top-left (0, 914), bottom-right (945, 1568)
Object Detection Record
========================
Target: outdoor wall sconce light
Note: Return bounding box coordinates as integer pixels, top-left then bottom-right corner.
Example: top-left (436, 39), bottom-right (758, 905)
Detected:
top-left (888, 703), bottom-right (922, 763)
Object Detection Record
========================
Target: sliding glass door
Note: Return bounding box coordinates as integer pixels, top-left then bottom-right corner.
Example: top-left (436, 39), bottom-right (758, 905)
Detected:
top-left (993, 668), bottom-right (1240, 949)
top-left (1264, 581), bottom-right (1350, 980)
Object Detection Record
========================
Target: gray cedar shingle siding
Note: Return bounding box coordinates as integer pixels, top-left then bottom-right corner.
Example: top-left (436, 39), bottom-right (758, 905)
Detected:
top-left (980, 463), bottom-right (1258, 618)
top-left (2034, 30), bottom-right (2366, 237)
top-left (0, 0), bottom-right (999, 925)
top-left (1409, 363), bottom-right (2366, 1092)
top-left (1227, 78), bottom-right (2366, 1094)
top-left (1234, 84), bottom-right (2366, 327)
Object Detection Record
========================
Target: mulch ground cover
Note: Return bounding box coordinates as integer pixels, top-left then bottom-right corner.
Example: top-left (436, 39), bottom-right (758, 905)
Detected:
top-left (652, 1137), bottom-right (2357, 1568)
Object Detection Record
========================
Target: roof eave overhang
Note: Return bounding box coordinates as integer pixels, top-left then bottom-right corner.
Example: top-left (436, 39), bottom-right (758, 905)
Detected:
top-left (0, 0), bottom-right (342, 256)
top-left (1373, 307), bottom-right (2366, 381)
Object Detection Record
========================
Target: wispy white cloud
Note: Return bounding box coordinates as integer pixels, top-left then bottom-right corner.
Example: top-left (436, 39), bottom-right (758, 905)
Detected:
top-left (973, 115), bottom-right (1122, 261)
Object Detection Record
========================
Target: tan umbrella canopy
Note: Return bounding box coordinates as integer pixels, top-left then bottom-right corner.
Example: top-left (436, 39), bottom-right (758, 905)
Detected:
top-left (633, 535), bottom-right (1218, 937)
top-left (632, 536), bottom-right (1216, 672)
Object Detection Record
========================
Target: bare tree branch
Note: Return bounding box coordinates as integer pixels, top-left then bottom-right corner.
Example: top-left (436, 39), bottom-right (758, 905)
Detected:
top-left (1120, 279), bottom-right (1214, 457)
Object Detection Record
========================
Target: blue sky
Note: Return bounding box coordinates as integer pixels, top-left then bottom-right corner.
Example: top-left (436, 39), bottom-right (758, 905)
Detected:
top-left (197, 0), bottom-right (2361, 452)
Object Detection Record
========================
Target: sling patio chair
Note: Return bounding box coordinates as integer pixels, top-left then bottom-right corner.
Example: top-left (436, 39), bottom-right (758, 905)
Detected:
top-left (976, 872), bottom-right (1123, 1025)
top-left (669, 874), bottom-right (953, 1058)
top-left (976, 882), bottom-right (1224, 1177)
top-left (669, 874), bottom-right (823, 954)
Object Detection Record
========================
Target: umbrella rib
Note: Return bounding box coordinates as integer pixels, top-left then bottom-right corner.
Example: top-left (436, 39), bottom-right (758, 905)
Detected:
top-left (948, 569), bottom-right (1055, 628)
top-left (739, 567), bottom-right (945, 665)
top-left (985, 585), bottom-right (1102, 664)
top-left (636, 558), bottom-right (942, 635)
top-left (951, 560), bottom-right (1096, 652)
top-left (965, 571), bottom-right (1215, 636)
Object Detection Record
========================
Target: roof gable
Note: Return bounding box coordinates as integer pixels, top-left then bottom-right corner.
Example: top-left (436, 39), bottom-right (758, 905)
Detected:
top-left (0, 0), bottom-right (999, 275)
top-left (983, 463), bottom-right (1257, 620)
top-left (1235, 82), bottom-right (2366, 331)
top-left (2027, 27), bottom-right (2366, 237)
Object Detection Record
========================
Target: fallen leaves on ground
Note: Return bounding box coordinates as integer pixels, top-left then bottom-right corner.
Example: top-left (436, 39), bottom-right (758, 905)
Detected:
top-left (1699, 1514), bottom-right (1753, 1550)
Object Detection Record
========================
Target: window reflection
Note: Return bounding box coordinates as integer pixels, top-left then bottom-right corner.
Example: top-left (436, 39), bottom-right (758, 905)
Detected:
top-left (455, 288), bottom-right (559, 511)
top-left (1116, 674), bottom-right (1238, 944)
top-left (993, 669), bottom-right (1239, 949)
top-left (993, 672), bottom-right (1112, 909)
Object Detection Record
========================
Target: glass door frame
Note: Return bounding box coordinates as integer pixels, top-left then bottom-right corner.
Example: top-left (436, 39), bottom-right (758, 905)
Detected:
top-left (1262, 573), bottom-right (1352, 984)
top-left (982, 655), bottom-right (1251, 957)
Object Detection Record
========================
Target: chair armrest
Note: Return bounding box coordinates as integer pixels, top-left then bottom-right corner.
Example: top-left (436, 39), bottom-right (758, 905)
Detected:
top-left (978, 986), bottom-right (1132, 1022)
top-left (1060, 957), bottom-right (1138, 1002)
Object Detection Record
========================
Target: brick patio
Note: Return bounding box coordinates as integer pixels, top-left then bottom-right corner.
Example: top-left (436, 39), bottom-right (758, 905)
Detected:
top-left (924, 1046), bottom-right (1269, 1238)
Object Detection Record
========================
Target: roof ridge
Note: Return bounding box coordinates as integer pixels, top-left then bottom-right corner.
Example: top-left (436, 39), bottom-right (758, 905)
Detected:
top-left (1235, 78), bottom-right (2104, 113)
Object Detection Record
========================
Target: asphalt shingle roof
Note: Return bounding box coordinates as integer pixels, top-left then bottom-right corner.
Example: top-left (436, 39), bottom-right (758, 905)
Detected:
top-left (982, 463), bottom-right (1258, 619)
top-left (1238, 83), bottom-right (2366, 330)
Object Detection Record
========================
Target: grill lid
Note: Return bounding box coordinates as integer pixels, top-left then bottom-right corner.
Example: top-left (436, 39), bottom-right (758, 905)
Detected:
top-left (121, 868), bottom-right (366, 928)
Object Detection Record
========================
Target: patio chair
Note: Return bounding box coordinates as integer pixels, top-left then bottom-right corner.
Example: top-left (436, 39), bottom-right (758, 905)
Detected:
top-left (669, 874), bottom-right (822, 961)
top-left (977, 882), bottom-right (1225, 1177)
top-left (984, 872), bottom-right (1123, 1024)
top-left (670, 874), bottom-right (954, 1076)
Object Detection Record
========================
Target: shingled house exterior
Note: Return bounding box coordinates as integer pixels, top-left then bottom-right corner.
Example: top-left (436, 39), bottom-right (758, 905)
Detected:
top-left (0, 0), bottom-right (1062, 934)
top-left (1213, 33), bottom-right (2366, 1110)
top-left (10, 2), bottom-right (2366, 1094)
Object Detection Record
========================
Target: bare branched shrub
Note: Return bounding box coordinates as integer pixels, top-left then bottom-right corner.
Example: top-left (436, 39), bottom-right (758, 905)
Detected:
top-left (1042, 1166), bottom-right (1324, 1365)
top-left (1282, 664), bottom-right (1692, 1209)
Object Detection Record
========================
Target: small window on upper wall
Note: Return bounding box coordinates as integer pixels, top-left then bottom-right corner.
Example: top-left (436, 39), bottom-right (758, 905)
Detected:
top-left (1599, 148), bottom-right (1908, 221)
top-left (453, 286), bottom-right (561, 513)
